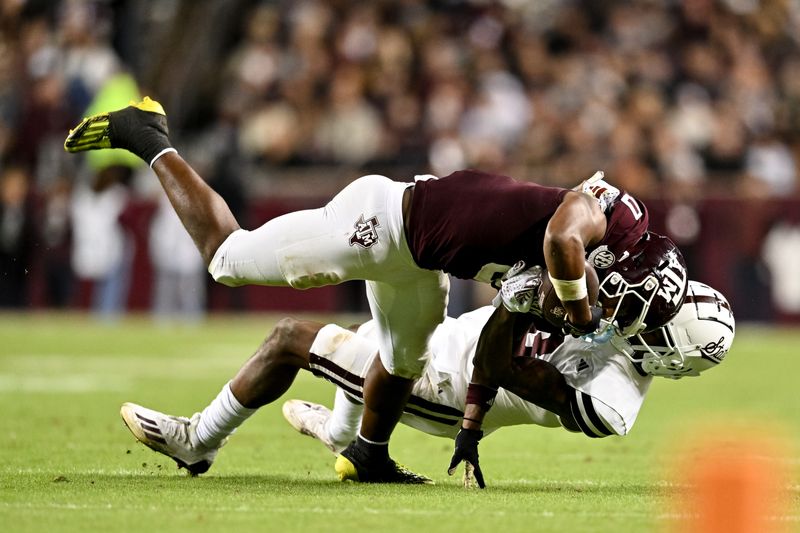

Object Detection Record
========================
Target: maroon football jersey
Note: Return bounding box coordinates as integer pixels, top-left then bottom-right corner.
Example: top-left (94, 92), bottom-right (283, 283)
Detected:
top-left (405, 169), bottom-right (648, 282)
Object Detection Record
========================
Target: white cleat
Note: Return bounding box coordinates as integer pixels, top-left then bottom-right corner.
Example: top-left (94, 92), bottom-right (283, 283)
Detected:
top-left (282, 399), bottom-right (344, 454)
top-left (120, 402), bottom-right (220, 475)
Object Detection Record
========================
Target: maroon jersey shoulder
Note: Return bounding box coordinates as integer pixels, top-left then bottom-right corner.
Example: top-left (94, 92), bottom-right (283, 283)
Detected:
top-left (406, 170), bottom-right (569, 279)
top-left (589, 193), bottom-right (649, 268)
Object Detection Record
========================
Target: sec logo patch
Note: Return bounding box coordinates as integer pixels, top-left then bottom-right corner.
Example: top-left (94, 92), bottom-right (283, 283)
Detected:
top-left (589, 246), bottom-right (616, 269)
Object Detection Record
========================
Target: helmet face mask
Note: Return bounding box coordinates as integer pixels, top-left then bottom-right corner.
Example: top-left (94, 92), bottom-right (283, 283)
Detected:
top-left (624, 281), bottom-right (736, 379)
top-left (599, 271), bottom-right (661, 337)
top-left (597, 232), bottom-right (688, 337)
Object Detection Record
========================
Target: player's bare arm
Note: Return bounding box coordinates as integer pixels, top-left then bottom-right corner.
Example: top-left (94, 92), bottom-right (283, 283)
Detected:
top-left (451, 305), bottom-right (571, 487)
top-left (544, 191), bottom-right (606, 329)
top-left (462, 305), bottom-right (524, 430)
top-left (152, 153), bottom-right (240, 266)
top-left (465, 307), bottom-right (526, 430)
top-left (468, 305), bottom-right (579, 430)
top-left (501, 357), bottom-right (580, 432)
top-left (470, 307), bottom-right (532, 386)
top-left (448, 305), bottom-right (524, 487)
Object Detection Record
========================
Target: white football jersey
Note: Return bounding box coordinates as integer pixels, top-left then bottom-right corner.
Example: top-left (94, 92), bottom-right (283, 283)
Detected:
top-left (375, 306), bottom-right (652, 439)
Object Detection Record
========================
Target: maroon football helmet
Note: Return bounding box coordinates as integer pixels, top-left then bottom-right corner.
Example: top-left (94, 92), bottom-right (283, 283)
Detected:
top-left (596, 232), bottom-right (688, 337)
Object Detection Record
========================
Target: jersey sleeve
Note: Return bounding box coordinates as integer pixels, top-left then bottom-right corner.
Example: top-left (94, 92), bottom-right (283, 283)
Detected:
top-left (566, 388), bottom-right (625, 438)
top-left (541, 338), bottom-right (652, 438)
top-left (581, 177), bottom-right (649, 266)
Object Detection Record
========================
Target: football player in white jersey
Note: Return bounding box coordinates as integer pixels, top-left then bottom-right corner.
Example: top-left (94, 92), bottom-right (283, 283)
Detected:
top-left (119, 281), bottom-right (734, 487)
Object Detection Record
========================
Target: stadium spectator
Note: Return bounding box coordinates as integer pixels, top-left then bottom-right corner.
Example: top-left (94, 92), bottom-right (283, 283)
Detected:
top-left (69, 165), bottom-right (132, 319)
top-left (1, 0), bottom-right (796, 188)
top-left (0, 165), bottom-right (36, 307)
top-left (40, 175), bottom-right (74, 307)
top-left (0, 0), bottom-right (798, 315)
top-left (149, 193), bottom-right (206, 324)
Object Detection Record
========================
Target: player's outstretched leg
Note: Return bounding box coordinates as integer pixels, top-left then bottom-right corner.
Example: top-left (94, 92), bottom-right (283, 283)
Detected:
top-left (64, 97), bottom-right (173, 165)
top-left (120, 402), bottom-right (222, 476)
top-left (334, 354), bottom-right (432, 484)
top-left (65, 98), bottom-right (239, 265)
top-left (120, 319), bottom-right (321, 476)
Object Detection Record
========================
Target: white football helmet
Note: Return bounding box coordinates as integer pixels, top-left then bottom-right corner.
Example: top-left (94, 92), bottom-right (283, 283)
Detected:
top-left (623, 281), bottom-right (735, 379)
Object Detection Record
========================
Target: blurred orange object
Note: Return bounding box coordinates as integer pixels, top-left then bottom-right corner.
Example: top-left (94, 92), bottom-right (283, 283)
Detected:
top-left (678, 434), bottom-right (789, 533)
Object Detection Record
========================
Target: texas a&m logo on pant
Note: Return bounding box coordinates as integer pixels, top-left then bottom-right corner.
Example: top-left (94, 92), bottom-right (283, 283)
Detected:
top-left (349, 214), bottom-right (381, 248)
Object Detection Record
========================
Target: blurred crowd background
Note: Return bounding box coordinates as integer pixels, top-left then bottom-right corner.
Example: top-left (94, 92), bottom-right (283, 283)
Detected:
top-left (1, 0), bottom-right (799, 322)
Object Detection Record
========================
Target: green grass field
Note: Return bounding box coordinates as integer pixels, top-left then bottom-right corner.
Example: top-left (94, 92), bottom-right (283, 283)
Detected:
top-left (1, 313), bottom-right (798, 532)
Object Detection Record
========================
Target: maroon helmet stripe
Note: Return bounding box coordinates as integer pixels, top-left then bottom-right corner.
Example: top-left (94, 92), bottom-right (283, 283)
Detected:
top-left (685, 294), bottom-right (731, 311)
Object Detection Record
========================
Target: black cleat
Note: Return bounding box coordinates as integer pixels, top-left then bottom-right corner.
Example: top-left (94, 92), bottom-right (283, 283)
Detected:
top-left (64, 97), bottom-right (171, 163)
top-left (335, 441), bottom-right (433, 484)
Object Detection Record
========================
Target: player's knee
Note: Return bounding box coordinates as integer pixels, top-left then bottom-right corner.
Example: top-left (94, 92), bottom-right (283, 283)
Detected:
top-left (264, 317), bottom-right (300, 356)
top-left (246, 317), bottom-right (303, 372)
top-left (207, 229), bottom-right (259, 287)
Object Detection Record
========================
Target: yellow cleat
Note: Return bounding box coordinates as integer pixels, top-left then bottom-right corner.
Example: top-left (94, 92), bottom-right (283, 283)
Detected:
top-left (64, 97), bottom-right (170, 161)
top-left (335, 454), bottom-right (361, 482)
top-left (64, 111), bottom-right (114, 152)
top-left (131, 96), bottom-right (166, 115)
top-left (335, 444), bottom-right (434, 484)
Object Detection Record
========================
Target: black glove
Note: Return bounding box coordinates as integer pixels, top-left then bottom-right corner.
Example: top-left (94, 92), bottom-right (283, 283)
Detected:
top-left (563, 307), bottom-right (603, 337)
top-left (447, 427), bottom-right (486, 489)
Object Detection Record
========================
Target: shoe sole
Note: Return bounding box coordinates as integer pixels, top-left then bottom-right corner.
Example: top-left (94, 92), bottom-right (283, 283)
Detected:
top-left (119, 403), bottom-right (210, 476)
top-left (64, 114), bottom-right (112, 152)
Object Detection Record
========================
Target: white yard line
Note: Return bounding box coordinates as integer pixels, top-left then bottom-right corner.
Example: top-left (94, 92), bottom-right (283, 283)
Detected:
top-left (0, 501), bottom-right (798, 522)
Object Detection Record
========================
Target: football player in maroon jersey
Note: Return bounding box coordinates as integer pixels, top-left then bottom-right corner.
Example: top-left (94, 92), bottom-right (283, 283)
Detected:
top-left (64, 98), bottom-right (681, 484)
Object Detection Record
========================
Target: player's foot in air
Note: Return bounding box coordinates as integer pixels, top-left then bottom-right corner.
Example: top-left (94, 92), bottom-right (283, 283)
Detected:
top-left (335, 441), bottom-right (434, 485)
top-left (120, 402), bottom-right (221, 476)
top-left (282, 399), bottom-right (345, 454)
top-left (64, 97), bottom-right (173, 165)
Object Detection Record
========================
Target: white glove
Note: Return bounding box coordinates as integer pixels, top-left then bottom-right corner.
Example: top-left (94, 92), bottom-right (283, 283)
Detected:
top-left (492, 264), bottom-right (544, 313)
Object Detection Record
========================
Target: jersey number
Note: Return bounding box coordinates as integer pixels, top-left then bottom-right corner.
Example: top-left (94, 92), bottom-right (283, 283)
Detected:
top-left (621, 194), bottom-right (643, 221)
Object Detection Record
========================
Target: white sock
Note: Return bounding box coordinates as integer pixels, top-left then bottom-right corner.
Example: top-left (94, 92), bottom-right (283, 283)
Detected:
top-left (326, 388), bottom-right (363, 449)
top-left (195, 382), bottom-right (256, 448)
